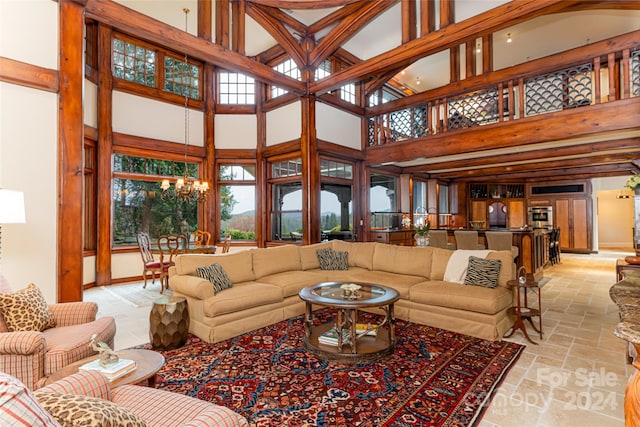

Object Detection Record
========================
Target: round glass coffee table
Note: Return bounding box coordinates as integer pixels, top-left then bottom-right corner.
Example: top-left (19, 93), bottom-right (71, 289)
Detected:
top-left (298, 281), bottom-right (399, 363)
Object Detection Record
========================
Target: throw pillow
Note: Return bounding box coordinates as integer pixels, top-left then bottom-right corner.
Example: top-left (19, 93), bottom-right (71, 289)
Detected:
top-left (463, 256), bottom-right (502, 289)
top-left (0, 283), bottom-right (56, 332)
top-left (196, 263), bottom-right (233, 294)
top-left (316, 248), bottom-right (349, 271)
top-left (34, 391), bottom-right (148, 427)
top-left (0, 373), bottom-right (62, 427)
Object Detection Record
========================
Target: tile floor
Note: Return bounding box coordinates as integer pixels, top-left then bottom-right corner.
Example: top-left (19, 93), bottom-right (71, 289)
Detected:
top-left (84, 250), bottom-right (635, 427)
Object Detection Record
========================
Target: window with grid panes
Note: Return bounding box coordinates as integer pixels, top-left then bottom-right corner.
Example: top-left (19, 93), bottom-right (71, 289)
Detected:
top-left (272, 59), bottom-right (301, 98)
top-left (269, 159), bottom-right (302, 241)
top-left (315, 60), bottom-right (331, 80)
top-left (112, 37), bottom-right (156, 87)
top-left (219, 165), bottom-right (256, 241)
top-left (164, 55), bottom-right (200, 99)
top-left (219, 72), bottom-right (255, 104)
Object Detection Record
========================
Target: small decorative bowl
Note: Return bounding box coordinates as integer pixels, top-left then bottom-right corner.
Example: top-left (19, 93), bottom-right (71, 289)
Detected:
top-left (625, 256), bottom-right (640, 265)
top-left (469, 221), bottom-right (485, 230)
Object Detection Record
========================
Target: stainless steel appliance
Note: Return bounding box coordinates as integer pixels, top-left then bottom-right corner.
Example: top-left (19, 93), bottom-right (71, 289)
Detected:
top-left (528, 206), bottom-right (553, 228)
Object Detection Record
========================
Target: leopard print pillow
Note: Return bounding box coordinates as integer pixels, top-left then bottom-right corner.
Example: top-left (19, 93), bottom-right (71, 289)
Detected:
top-left (34, 391), bottom-right (148, 427)
top-left (0, 283), bottom-right (56, 332)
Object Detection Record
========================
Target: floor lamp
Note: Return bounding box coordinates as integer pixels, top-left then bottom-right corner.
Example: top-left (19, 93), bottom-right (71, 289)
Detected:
top-left (0, 189), bottom-right (26, 288)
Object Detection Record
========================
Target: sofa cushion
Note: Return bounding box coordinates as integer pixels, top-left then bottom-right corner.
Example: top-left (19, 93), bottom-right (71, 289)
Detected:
top-left (464, 256), bottom-right (501, 288)
top-left (0, 283), bottom-right (56, 332)
top-left (0, 373), bottom-right (62, 427)
top-left (174, 251), bottom-right (255, 284)
top-left (299, 241), bottom-right (333, 270)
top-left (316, 248), bottom-right (349, 270)
top-left (409, 281), bottom-right (513, 315)
top-left (429, 248), bottom-right (454, 281)
top-left (331, 270), bottom-right (424, 300)
top-left (332, 241), bottom-right (377, 270)
top-left (203, 282), bottom-right (283, 317)
top-left (486, 250), bottom-right (514, 288)
top-left (196, 263), bottom-right (233, 294)
top-left (252, 245), bottom-right (301, 278)
top-left (34, 391), bottom-right (148, 427)
top-left (258, 270), bottom-right (329, 298)
top-left (371, 244), bottom-right (432, 278)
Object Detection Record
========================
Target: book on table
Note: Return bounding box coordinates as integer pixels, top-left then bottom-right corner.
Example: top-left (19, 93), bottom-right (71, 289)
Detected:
top-left (319, 325), bottom-right (378, 346)
top-left (79, 358), bottom-right (136, 381)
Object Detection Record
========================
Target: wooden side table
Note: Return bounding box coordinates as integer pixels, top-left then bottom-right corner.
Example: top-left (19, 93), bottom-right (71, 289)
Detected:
top-left (504, 271), bottom-right (542, 345)
top-left (616, 258), bottom-right (640, 281)
top-left (45, 349), bottom-right (164, 388)
top-left (149, 296), bottom-right (190, 350)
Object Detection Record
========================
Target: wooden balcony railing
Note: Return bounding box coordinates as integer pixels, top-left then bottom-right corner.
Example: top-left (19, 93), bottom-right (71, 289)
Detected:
top-left (366, 30), bottom-right (640, 147)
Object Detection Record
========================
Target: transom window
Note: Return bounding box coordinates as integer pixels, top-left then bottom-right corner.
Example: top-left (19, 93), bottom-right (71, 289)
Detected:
top-left (164, 56), bottom-right (200, 99)
top-left (320, 159), bottom-right (352, 179)
top-left (272, 158), bottom-right (302, 178)
top-left (219, 72), bottom-right (255, 104)
top-left (113, 37), bottom-right (156, 87)
top-left (272, 59), bottom-right (301, 98)
top-left (315, 60), bottom-right (331, 80)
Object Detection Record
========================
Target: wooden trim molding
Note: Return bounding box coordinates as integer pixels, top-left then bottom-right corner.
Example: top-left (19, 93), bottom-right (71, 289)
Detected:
top-left (0, 56), bottom-right (58, 93)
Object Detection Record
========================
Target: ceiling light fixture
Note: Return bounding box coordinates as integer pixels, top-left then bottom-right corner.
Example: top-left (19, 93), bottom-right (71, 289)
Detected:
top-left (507, 33), bottom-right (512, 43)
top-left (416, 77), bottom-right (421, 85)
top-left (476, 43), bottom-right (481, 53)
top-left (161, 8), bottom-right (209, 203)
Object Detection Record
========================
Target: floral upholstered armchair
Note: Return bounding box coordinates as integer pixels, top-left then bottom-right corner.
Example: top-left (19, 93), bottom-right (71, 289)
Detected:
top-left (0, 282), bottom-right (116, 390)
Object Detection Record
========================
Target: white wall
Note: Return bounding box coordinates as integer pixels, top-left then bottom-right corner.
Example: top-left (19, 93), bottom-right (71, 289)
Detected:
top-left (316, 103), bottom-right (362, 150)
top-left (266, 102), bottom-right (301, 145)
top-left (593, 176), bottom-right (635, 251)
top-left (0, 83), bottom-right (58, 302)
top-left (0, 1), bottom-right (59, 302)
top-left (215, 115), bottom-right (257, 149)
top-left (112, 91), bottom-right (204, 146)
top-left (114, 0), bottom-right (199, 36)
top-left (84, 80), bottom-right (98, 128)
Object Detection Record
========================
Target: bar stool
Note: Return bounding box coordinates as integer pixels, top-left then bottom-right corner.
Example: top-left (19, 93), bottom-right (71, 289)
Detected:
top-left (454, 230), bottom-right (485, 250)
top-left (429, 230), bottom-right (453, 249)
top-left (485, 231), bottom-right (519, 261)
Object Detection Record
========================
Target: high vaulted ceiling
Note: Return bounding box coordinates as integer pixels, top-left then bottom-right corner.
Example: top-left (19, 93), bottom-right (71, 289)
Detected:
top-left (99, 0), bottom-right (640, 182)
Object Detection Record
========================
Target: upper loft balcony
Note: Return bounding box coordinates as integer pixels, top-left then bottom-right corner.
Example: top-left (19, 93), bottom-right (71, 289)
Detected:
top-left (365, 30), bottom-right (640, 182)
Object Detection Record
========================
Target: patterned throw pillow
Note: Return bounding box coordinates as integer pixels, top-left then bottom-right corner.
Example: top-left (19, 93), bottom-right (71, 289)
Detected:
top-left (34, 391), bottom-right (148, 427)
top-left (464, 256), bottom-right (502, 289)
top-left (316, 248), bottom-right (349, 271)
top-left (0, 373), bottom-right (62, 427)
top-left (0, 283), bottom-right (56, 332)
top-left (196, 263), bottom-right (233, 294)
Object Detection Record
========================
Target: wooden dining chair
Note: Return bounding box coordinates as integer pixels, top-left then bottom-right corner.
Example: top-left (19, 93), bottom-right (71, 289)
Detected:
top-left (156, 234), bottom-right (188, 293)
top-left (222, 233), bottom-right (232, 254)
top-left (191, 230), bottom-right (211, 246)
top-left (137, 232), bottom-right (168, 290)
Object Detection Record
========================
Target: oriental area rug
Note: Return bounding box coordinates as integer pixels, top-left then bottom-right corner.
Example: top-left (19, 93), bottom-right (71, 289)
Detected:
top-left (143, 309), bottom-right (524, 427)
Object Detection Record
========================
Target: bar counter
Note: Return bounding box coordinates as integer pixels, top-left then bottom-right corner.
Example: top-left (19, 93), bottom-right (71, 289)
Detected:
top-left (437, 228), bottom-right (550, 280)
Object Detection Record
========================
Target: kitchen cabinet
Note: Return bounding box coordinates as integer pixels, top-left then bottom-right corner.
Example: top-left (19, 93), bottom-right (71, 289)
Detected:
top-left (468, 183), bottom-right (525, 229)
top-left (370, 229), bottom-right (415, 246)
top-left (554, 197), bottom-right (591, 253)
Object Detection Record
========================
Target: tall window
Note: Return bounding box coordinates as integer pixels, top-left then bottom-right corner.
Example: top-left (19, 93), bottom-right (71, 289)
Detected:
top-left (321, 159), bottom-right (354, 241)
top-left (112, 154), bottom-right (200, 246)
top-left (83, 140), bottom-right (97, 251)
top-left (269, 158), bottom-right (302, 241)
top-left (413, 180), bottom-right (427, 213)
top-left (369, 173), bottom-right (398, 213)
top-left (219, 164), bottom-right (256, 241)
top-left (219, 71), bottom-right (255, 104)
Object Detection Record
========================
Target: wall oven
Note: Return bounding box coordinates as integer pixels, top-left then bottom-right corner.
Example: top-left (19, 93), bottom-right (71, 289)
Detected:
top-left (528, 206), bottom-right (553, 229)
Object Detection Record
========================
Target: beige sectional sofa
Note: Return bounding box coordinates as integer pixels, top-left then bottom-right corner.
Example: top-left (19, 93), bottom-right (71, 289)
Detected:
top-left (168, 240), bottom-right (515, 343)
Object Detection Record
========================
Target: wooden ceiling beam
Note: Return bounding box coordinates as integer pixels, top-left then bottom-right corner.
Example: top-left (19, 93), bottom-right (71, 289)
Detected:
top-left (402, 138), bottom-right (640, 174)
top-left (245, 3), bottom-right (307, 67)
top-left (308, 0), bottom-right (396, 68)
top-left (433, 153), bottom-right (640, 180)
top-left (455, 164), bottom-right (633, 183)
top-left (308, 0), bottom-right (374, 34)
top-left (311, 0), bottom-right (579, 95)
top-left (85, 0), bottom-right (305, 93)
top-left (249, 0), bottom-right (360, 9)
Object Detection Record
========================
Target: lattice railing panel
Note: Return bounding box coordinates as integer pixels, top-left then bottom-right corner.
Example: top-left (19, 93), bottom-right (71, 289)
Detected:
top-left (632, 50), bottom-right (640, 97)
top-left (525, 64), bottom-right (592, 117)
top-left (389, 109), bottom-right (412, 141)
top-left (447, 88), bottom-right (500, 130)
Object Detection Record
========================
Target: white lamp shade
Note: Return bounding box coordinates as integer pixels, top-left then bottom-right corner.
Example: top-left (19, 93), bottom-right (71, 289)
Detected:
top-left (0, 189), bottom-right (26, 224)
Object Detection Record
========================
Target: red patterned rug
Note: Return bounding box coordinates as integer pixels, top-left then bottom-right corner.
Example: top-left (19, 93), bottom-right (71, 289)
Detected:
top-left (144, 309), bottom-right (523, 426)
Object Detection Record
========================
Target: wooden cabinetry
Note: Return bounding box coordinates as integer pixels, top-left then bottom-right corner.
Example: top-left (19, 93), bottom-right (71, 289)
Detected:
top-left (527, 180), bottom-right (592, 253)
top-left (370, 230), bottom-right (414, 246)
top-left (468, 183), bottom-right (525, 229)
top-left (555, 198), bottom-right (590, 253)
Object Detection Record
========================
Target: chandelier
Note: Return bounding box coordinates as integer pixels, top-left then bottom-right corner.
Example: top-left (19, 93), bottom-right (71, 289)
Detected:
top-left (161, 7), bottom-right (209, 203)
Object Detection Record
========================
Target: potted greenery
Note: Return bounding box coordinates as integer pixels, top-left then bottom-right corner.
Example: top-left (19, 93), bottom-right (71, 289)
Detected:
top-left (626, 175), bottom-right (640, 195)
top-left (414, 221), bottom-right (431, 247)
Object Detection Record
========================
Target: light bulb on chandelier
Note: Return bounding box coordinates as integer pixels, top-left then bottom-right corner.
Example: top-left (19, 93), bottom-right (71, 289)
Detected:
top-left (161, 7), bottom-right (209, 203)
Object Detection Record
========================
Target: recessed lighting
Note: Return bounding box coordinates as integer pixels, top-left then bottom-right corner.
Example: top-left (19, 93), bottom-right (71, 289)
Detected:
top-left (416, 77), bottom-right (421, 85)
top-left (476, 43), bottom-right (481, 53)
top-left (507, 33), bottom-right (512, 43)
